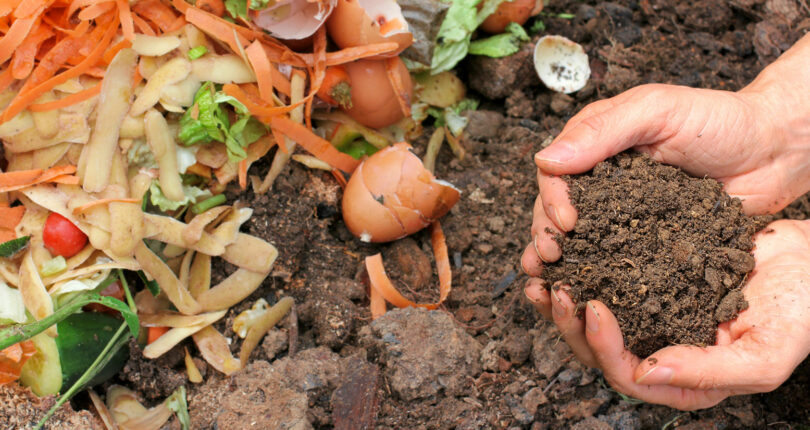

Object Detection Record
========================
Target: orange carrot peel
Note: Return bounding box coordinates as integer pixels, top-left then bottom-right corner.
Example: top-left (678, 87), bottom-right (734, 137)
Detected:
top-left (366, 222), bottom-right (452, 319)
top-left (0, 165), bottom-right (79, 193)
top-left (0, 341), bottom-right (36, 386)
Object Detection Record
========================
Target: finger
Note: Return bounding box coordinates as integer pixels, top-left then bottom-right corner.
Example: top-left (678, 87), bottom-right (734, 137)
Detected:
top-left (524, 277), bottom-right (552, 320)
top-left (556, 97), bottom-right (619, 137)
top-left (529, 194), bottom-right (564, 263)
top-left (538, 170), bottom-right (577, 232)
top-left (551, 288), bottom-right (597, 367)
top-left (534, 85), bottom-right (674, 175)
top-left (584, 301), bottom-right (731, 410)
top-left (633, 330), bottom-right (797, 392)
top-left (521, 242), bottom-right (544, 277)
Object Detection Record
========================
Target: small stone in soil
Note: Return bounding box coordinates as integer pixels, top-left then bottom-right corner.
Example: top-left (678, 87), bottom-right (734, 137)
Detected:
top-left (360, 307), bottom-right (482, 401)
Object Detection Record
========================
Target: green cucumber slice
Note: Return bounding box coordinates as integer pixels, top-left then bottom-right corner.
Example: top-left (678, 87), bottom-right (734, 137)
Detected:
top-left (56, 312), bottom-right (129, 390)
top-left (19, 332), bottom-right (62, 396)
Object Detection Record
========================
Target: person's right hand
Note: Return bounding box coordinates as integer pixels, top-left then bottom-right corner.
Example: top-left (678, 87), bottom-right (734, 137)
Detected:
top-left (524, 219), bottom-right (810, 410)
top-left (521, 79), bottom-right (810, 276)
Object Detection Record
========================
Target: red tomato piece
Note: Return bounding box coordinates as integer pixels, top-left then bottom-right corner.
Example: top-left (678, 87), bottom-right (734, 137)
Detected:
top-left (42, 212), bottom-right (87, 258)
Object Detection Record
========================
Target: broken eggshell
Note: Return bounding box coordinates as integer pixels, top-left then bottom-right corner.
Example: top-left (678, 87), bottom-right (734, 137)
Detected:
top-left (252, 0), bottom-right (337, 40)
top-left (326, 0), bottom-right (413, 58)
top-left (342, 142), bottom-right (460, 243)
top-left (533, 35), bottom-right (591, 94)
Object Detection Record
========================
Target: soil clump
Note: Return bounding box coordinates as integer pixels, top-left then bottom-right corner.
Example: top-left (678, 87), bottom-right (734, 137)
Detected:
top-left (544, 152), bottom-right (768, 357)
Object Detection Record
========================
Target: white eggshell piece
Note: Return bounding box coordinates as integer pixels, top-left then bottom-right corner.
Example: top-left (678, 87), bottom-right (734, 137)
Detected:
top-left (357, 0), bottom-right (409, 35)
top-left (533, 35), bottom-right (591, 94)
top-left (253, 0), bottom-right (337, 40)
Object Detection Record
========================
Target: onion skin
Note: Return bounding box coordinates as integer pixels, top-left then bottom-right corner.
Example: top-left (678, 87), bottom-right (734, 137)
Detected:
top-left (326, 0), bottom-right (413, 58)
top-left (342, 143), bottom-right (460, 243)
top-left (343, 58), bottom-right (412, 129)
top-left (480, 0), bottom-right (537, 34)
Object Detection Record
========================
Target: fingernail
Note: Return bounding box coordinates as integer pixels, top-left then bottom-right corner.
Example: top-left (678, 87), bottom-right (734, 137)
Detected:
top-left (533, 235), bottom-right (550, 263)
top-left (585, 302), bottom-right (600, 333)
top-left (536, 143), bottom-right (576, 165)
top-left (550, 288), bottom-right (566, 318)
top-left (635, 366), bottom-right (675, 385)
top-left (524, 280), bottom-right (542, 304)
top-left (520, 258), bottom-right (530, 275)
top-left (550, 205), bottom-right (566, 231)
top-left (524, 288), bottom-right (540, 304)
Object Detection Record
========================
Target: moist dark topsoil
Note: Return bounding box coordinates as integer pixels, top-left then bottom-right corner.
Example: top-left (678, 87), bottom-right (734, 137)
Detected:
top-left (543, 153), bottom-right (767, 357)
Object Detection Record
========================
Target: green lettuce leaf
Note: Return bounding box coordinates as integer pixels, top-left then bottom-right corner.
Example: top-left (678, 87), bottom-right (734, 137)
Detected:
top-left (224, 0), bottom-right (272, 20)
top-left (178, 82), bottom-right (268, 161)
top-left (149, 181), bottom-right (212, 212)
top-left (430, 0), bottom-right (508, 74)
top-left (468, 22), bottom-right (530, 57)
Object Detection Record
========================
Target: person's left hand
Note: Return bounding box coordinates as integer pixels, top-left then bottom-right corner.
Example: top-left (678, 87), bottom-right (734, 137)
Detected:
top-left (524, 219), bottom-right (810, 410)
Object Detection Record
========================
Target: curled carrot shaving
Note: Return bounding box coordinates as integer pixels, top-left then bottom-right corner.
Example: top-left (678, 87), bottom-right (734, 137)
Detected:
top-left (2, 15), bottom-right (118, 123)
top-left (115, 0), bottom-right (134, 41)
top-left (305, 27), bottom-right (327, 129)
top-left (0, 68), bottom-right (14, 93)
top-left (0, 16), bottom-right (36, 64)
top-left (386, 57), bottom-right (411, 118)
top-left (0, 165), bottom-right (78, 192)
top-left (269, 116), bottom-right (360, 174)
top-left (133, 0), bottom-right (178, 32)
top-left (72, 197), bottom-right (141, 215)
top-left (102, 38), bottom-right (133, 64)
top-left (271, 128), bottom-right (288, 155)
top-left (245, 41), bottom-right (274, 104)
top-left (11, 21), bottom-right (53, 80)
top-left (365, 222), bottom-right (452, 319)
top-left (222, 83), bottom-right (298, 118)
top-left (184, 7), bottom-right (248, 56)
top-left (238, 159), bottom-right (248, 190)
top-left (0, 206), bottom-right (26, 230)
top-left (0, 341), bottom-right (36, 386)
top-left (131, 13), bottom-right (156, 36)
top-left (77, 2), bottom-right (115, 21)
top-left (27, 83), bottom-right (101, 111)
top-left (147, 326), bottom-right (169, 344)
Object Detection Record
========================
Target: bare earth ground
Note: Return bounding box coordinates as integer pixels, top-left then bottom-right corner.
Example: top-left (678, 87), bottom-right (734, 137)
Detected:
top-left (15, 0), bottom-right (810, 429)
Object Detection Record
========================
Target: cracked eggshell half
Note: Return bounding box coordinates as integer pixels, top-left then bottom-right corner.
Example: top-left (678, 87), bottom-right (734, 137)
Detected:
top-left (533, 35), bottom-right (591, 94)
top-left (342, 142), bottom-right (460, 243)
top-left (252, 0), bottom-right (337, 40)
top-left (326, 0), bottom-right (413, 58)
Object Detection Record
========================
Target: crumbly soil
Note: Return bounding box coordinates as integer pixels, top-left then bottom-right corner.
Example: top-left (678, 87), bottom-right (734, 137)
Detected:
top-left (543, 153), bottom-right (767, 357)
top-left (8, 0), bottom-right (810, 429)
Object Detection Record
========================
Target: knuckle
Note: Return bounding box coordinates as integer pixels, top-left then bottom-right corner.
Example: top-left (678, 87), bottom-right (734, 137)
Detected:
top-left (691, 372), bottom-right (720, 391)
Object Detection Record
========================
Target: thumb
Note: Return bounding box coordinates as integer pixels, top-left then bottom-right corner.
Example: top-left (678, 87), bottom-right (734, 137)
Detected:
top-left (535, 85), bottom-right (675, 175)
top-left (633, 331), bottom-right (792, 392)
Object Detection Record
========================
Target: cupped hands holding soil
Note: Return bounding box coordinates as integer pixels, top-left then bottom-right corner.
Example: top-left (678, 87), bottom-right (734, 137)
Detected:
top-left (542, 152), bottom-right (766, 357)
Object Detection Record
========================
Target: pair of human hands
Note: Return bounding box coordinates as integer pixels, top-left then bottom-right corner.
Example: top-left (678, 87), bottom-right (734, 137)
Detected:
top-left (522, 44), bottom-right (810, 409)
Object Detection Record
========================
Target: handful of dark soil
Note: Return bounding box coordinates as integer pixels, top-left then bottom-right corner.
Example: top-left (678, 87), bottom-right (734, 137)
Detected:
top-left (544, 153), bottom-right (768, 357)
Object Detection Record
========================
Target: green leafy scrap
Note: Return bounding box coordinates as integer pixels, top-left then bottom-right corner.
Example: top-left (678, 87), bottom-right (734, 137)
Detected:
top-left (427, 98), bottom-right (480, 136)
top-left (187, 45), bottom-right (208, 60)
top-left (178, 82), bottom-right (268, 161)
top-left (149, 180), bottom-right (212, 212)
top-left (224, 0), bottom-right (272, 20)
top-left (468, 22), bottom-right (530, 57)
top-left (431, 0), bottom-right (508, 74)
top-left (0, 235), bottom-right (30, 258)
top-left (166, 386), bottom-right (191, 430)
